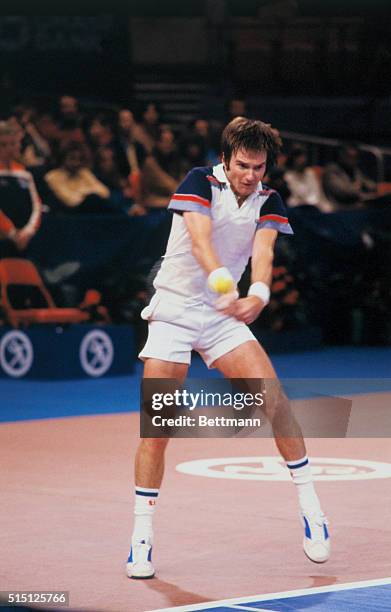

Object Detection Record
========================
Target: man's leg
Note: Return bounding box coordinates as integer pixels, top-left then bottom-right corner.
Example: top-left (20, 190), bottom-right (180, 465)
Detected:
top-left (128, 358), bottom-right (188, 579)
top-left (212, 340), bottom-right (330, 563)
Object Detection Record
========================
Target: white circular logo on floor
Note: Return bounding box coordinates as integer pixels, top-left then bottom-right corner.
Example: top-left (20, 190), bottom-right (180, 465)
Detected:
top-left (0, 330), bottom-right (33, 377)
top-left (176, 456), bottom-right (391, 481)
top-left (79, 330), bottom-right (113, 377)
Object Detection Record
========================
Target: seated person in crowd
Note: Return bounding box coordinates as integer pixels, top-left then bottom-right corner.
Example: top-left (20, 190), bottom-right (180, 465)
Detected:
top-left (191, 118), bottom-right (220, 165)
top-left (12, 104), bottom-right (52, 169)
top-left (114, 109), bottom-right (147, 202)
top-left (94, 145), bottom-right (135, 212)
top-left (0, 121), bottom-right (41, 257)
top-left (87, 114), bottom-right (115, 150)
top-left (179, 134), bottom-right (207, 175)
top-left (284, 145), bottom-right (332, 212)
top-left (34, 112), bottom-right (62, 165)
top-left (136, 102), bottom-right (161, 153)
top-left (57, 95), bottom-right (83, 129)
top-left (44, 142), bottom-right (117, 213)
top-left (322, 143), bottom-right (378, 210)
top-left (141, 127), bottom-right (183, 210)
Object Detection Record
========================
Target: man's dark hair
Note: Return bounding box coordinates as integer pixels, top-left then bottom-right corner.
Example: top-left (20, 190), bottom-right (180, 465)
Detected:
top-left (221, 116), bottom-right (282, 169)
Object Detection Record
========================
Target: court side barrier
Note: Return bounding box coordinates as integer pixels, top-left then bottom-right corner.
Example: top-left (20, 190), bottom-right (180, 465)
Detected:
top-left (0, 324), bottom-right (136, 379)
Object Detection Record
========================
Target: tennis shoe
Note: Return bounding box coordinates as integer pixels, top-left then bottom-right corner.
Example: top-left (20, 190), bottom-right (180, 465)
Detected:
top-left (302, 510), bottom-right (330, 563)
top-left (126, 538), bottom-right (155, 579)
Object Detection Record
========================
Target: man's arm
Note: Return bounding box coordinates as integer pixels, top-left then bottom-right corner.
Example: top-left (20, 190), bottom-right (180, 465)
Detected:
top-left (170, 168), bottom-right (235, 295)
top-left (221, 228), bottom-right (277, 324)
top-left (183, 211), bottom-right (222, 274)
top-left (251, 227), bottom-right (277, 286)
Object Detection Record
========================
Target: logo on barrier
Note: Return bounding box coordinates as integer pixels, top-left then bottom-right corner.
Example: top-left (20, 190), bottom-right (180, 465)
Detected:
top-left (0, 330), bottom-right (33, 377)
top-left (176, 456), bottom-right (391, 482)
top-left (79, 330), bottom-right (114, 377)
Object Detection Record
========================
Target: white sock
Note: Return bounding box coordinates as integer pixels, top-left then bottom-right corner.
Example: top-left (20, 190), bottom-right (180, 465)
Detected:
top-left (132, 486), bottom-right (159, 544)
top-left (286, 456), bottom-right (322, 515)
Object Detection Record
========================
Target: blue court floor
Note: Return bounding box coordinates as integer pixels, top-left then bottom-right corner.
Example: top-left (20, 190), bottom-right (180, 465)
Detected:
top-left (152, 579), bottom-right (391, 611)
top-left (0, 346), bottom-right (390, 423)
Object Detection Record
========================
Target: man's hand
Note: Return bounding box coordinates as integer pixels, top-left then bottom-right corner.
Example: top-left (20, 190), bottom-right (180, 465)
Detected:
top-left (220, 295), bottom-right (265, 324)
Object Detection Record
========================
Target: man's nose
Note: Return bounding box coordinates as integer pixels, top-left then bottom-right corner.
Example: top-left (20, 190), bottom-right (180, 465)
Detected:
top-left (245, 169), bottom-right (256, 181)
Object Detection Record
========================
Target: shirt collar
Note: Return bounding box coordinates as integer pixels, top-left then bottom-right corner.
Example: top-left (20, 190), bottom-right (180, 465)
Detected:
top-left (212, 162), bottom-right (264, 196)
top-left (212, 163), bottom-right (227, 184)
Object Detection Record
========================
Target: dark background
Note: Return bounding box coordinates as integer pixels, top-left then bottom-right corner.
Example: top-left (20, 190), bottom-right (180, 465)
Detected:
top-left (0, 1), bottom-right (390, 142)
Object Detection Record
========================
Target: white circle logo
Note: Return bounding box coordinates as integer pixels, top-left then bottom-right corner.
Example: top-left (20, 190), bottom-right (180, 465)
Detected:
top-left (0, 331), bottom-right (33, 377)
top-left (176, 456), bottom-right (391, 482)
top-left (79, 330), bottom-right (113, 377)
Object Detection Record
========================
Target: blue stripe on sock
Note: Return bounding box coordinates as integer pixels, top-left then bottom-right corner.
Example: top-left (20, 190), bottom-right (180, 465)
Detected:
top-left (287, 458), bottom-right (309, 470)
top-left (135, 490), bottom-right (159, 497)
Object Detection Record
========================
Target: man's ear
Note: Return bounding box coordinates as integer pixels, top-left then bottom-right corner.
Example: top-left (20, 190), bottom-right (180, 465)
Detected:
top-left (222, 153), bottom-right (229, 171)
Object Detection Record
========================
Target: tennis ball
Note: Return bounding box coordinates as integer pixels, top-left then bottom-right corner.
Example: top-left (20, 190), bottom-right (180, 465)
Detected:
top-left (214, 277), bottom-right (235, 294)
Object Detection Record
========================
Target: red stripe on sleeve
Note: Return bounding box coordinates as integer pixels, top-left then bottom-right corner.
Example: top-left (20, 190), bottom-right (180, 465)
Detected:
top-left (172, 194), bottom-right (211, 208)
top-left (258, 214), bottom-right (289, 224)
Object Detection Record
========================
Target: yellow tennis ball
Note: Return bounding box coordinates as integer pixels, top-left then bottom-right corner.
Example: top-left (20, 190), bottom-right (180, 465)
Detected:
top-left (214, 277), bottom-right (235, 294)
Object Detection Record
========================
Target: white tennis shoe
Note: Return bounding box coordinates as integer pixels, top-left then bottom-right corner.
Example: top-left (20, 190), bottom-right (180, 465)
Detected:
top-left (302, 511), bottom-right (330, 563)
top-left (126, 538), bottom-right (155, 579)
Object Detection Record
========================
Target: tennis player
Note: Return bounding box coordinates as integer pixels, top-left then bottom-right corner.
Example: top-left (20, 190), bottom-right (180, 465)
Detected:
top-left (127, 117), bottom-right (330, 578)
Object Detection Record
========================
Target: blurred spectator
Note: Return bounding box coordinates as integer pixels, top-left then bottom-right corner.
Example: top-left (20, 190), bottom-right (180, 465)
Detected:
top-left (44, 142), bottom-right (120, 213)
top-left (137, 102), bottom-right (161, 153)
top-left (114, 109), bottom-right (147, 202)
top-left (117, 108), bottom-right (152, 157)
top-left (87, 115), bottom-right (114, 150)
top-left (191, 118), bottom-right (220, 165)
top-left (180, 135), bottom-right (207, 174)
top-left (284, 145), bottom-right (332, 212)
top-left (322, 144), bottom-right (377, 209)
top-left (141, 127), bottom-right (183, 209)
top-left (34, 112), bottom-right (62, 161)
top-left (0, 121), bottom-right (41, 257)
top-left (264, 151), bottom-right (290, 203)
top-left (57, 95), bottom-right (82, 128)
top-left (11, 104), bottom-right (51, 168)
top-left (94, 145), bottom-right (134, 212)
top-left (226, 98), bottom-right (247, 121)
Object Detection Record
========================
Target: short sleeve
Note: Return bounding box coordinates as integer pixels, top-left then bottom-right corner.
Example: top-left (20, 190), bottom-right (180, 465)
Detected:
top-left (168, 167), bottom-right (212, 217)
top-left (256, 190), bottom-right (293, 234)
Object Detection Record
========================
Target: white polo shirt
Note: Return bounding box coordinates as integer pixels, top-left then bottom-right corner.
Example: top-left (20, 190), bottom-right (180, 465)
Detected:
top-left (152, 163), bottom-right (293, 306)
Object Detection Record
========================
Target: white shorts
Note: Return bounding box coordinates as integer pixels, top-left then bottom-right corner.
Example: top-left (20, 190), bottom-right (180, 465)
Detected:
top-left (138, 293), bottom-right (257, 368)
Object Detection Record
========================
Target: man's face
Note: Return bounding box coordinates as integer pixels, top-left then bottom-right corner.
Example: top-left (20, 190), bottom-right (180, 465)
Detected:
top-left (0, 134), bottom-right (16, 164)
top-left (223, 148), bottom-right (267, 198)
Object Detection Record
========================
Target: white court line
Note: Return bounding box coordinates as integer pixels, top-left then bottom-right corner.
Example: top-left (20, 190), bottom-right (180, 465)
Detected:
top-left (147, 576), bottom-right (391, 611)
top-left (230, 606), bottom-right (278, 611)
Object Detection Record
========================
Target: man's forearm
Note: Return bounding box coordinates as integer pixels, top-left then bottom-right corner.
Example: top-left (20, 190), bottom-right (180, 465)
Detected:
top-left (191, 240), bottom-right (222, 275)
top-left (183, 212), bottom-right (223, 276)
top-left (251, 246), bottom-right (274, 286)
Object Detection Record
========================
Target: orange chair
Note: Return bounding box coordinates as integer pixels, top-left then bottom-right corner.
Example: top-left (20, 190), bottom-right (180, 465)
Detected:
top-left (0, 258), bottom-right (90, 328)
